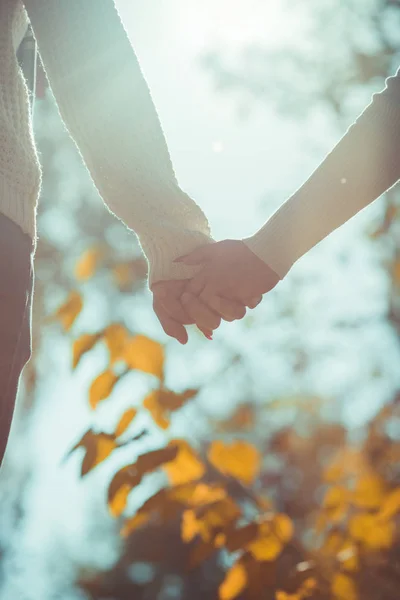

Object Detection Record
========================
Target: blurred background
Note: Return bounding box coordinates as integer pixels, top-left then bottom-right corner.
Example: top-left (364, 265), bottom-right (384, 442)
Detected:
top-left (1, 0), bottom-right (400, 598)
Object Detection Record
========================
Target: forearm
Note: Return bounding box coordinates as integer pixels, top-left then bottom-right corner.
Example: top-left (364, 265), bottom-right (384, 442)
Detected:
top-left (244, 68), bottom-right (400, 279)
top-left (23, 0), bottom-right (213, 285)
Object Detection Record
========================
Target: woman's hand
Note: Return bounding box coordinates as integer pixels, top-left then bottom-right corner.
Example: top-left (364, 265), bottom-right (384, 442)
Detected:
top-left (174, 240), bottom-right (281, 317)
top-left (152, 275), bottom-right (254, 343)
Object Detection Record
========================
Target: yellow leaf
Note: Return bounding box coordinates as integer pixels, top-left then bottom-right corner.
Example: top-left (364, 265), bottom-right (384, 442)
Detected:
top-left (49, 290), bottom-right (83, 331)
top-left (321, 531), bottom-right (344, 556)
top-left (181, 498), bottom-right (240, 543)
top-left (352, 474), bottom-right (385, 509)
top-left (170, 483), bottom-right (226, 507)
top-left (123, 335), bottom-right (164, 379)
top-left (75, 246), bottom-right (104, 281)
top-left (143, 391), bottom-right (170, 429)
top-left (163, 440), bottom-right (205, 485)
top-left (331, 573), bottom-right (357, 600)
top-left (121, 512), bottom-right (151, 537)
top-left (143, 388), bottom-right (197, 429)
top-left (71, 431), bottom-right (117, 476)
top-left (248, 534), bottom-right (282, 561)
top-left (247, 514), bottom-right (293, 562)
top-left (273, 514), bottom-right (294, 543)
top-left (219, 562), bottom-right (247, 600)
top-left (112, 263), bottom-right (135, 289)
top-left (377, 487), bottom-right (400, 521)
top-left (323, 486), bottom-right (348, 509)
top-left (115, 408), bottom-right (137, 437)
top-left (103, 323), bottom-right (130, 366)
top-left (182, 509), bottom-right (200, 542)
top-left (337, 541), bottom-right (359, 572)
top-left (349, 513), bottom-right (394, 550)
top-left (109, 483), bottom-right (132, 518)
top-left (89, 370), bottom-right (119, 410)
top-left (208, 440), bottom-right (261, 484)
top-left (72, 333), bottom-right (100, 369)
top-left (322, 486), bottom-right (348, 523)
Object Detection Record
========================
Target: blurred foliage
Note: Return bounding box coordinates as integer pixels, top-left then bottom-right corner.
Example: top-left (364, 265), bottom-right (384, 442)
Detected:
top-left (2, 1), bottom-right (400, 599)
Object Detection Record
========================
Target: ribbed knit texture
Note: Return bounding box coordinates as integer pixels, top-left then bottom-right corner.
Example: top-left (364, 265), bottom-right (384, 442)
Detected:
top-left (1, 0), bottom-right (214, 287)
top-left (243, 67), bottom-right (400, 279)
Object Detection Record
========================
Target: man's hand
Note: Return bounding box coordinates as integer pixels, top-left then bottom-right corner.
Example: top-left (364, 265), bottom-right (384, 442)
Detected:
top-left (174, 240), bottom-right (281, 317)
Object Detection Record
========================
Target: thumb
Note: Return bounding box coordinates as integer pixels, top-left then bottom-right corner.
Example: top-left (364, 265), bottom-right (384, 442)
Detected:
top-left (174, 244), bottom-right (214, 265)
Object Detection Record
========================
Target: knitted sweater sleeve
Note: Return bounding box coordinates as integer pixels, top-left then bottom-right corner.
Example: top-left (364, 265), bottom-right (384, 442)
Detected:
top-left (243, 67), bottom-right (400, 279)
top-left (23, 0), bottom-right (214, 287)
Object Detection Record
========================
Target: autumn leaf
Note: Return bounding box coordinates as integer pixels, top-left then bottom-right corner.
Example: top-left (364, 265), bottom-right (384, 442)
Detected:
top-left (108, 445), bottom-right (179, 516)
top-left (352, 473), bottom-right (385, 509)
top-left (46, 290), bottom-right (83, 331)
top-left (377, 487), bottom-right (400, 521)
top-left (74, 246), bottom-right (104, 281)
top-left (163, 439), bottom-right (205, 486)
top-left (349, 513), bottom-right (394, 550)
top-left (247, 514), bottom-right (293, 562)
top-left (115, 408), bottom-right (137, 438)
top-left (169, 482), bottom-right (226, 507)
top-left (322, 485), bottom-right (348, 522)
top-left (103, 323), bottom-right (130, 366)
top-left (66, 430), bottom-right (117, 477)
top-left (215, 404), bottom-right (255, 432)
top-left (219, 561), bottom-right (247, 600)
top-left (143, 388), bottom-right (198, 429)
top-left (121, 512), bottom-right (152, 537)
top-left (89, 369), bottom-right (120, 410)
top-left (208, 440), bottom-right (261, 484)
top-left (276, 578), bottom-right (317, 600)
top-left (182, 497), bottom-right (241, 543)
top-left (123, 335), bottom-right (164, 379)
top-left (331, 573), bottom-right (357, 600)
top-left (337, 540), bottom-right (359, 572)
top-left (112, 258), bottom-right (147, 290)
top-left (72, 332), bottom-right (101, 369)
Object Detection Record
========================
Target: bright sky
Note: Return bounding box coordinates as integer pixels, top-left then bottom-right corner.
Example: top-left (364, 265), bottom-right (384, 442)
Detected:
top-left (117, 0), bottom-right (315, 240)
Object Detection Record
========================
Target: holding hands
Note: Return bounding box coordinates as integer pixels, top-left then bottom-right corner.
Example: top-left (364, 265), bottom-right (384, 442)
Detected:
top-left (152, 240), bottom-right (281, 343)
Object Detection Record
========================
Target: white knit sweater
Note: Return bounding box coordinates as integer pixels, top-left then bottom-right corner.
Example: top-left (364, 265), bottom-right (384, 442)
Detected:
top-left (1, 0), bottom-right (215, 287)
top-left (1, 1), bottom-right (400, 288)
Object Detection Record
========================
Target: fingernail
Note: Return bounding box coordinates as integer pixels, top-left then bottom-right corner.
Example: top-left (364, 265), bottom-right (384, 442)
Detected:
top-left (205, 333), bottom-right (213, 340)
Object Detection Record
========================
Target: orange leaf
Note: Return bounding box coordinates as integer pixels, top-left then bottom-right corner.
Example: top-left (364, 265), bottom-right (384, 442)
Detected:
top-left (182, 497), bottom-right (241, 543)
top-left (163, 440), bottom-right (205, 486)
top-left (349, 513), bottom-right (394, 550)
top-left (377, 487), bottom-right (400, 521)
top-left (121, 512), bottom-right (151, 537)
top-left (331, 573), bottom-right (357, 600)
top-left (115, 408), bottom-right (137, 437)
top-left (143, 388), bottom-right (198, 429)
top-left (89, 370), bottom-right (119, 410)
top-left (74, 246), bottom-right (104, 281)
top-left (103, 323), bottom-right (130, 366)
top-left (72, 332), bottom-right (101, 369)
top-left (337, 541), bottom-right (359, 572)
top-left (219, 561), bottom-right (247, 600)
top-left (123, 335), bottom-right (164, 379)
top-left (208, 440), bottom-right (261, 484)
top-left (67, 430), bottom-right (117, 476)
top-left (109, 483), bottom-right (132, 518)
top-left (49, 290), bottom-right (83, 331)
top-left (352, 474), bottom-right (385, 509)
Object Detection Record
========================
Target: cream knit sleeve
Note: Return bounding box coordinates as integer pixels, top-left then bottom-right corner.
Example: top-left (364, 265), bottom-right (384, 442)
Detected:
top-left (23, 0), bottom-right (214, 287)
